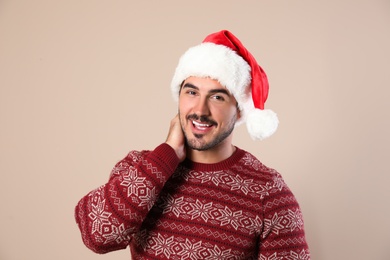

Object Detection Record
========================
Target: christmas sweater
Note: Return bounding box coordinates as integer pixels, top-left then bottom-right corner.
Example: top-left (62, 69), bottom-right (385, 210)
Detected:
top-left (75, 143), bottom-right (310, 259)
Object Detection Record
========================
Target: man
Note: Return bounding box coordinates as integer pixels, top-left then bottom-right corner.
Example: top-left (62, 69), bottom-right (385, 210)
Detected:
top-left (75, 30), bottom-right (310, 259)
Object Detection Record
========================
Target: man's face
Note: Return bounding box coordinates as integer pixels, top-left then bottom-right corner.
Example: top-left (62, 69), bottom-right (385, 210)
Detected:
top-left (178, 76), bottom-right (240, 151)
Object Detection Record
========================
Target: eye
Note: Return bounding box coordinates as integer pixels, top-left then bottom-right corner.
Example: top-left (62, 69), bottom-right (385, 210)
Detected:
top-left (187, 90), bottom-right (197, 96)
top-left (211, 95), bottom-right (225, 102)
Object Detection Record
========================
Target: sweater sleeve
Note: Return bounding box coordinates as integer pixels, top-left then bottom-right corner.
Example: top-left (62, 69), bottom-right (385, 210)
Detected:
top-left (258, 173), bottom-right (311, 259)
top-left (74, 143), bottom-right (180, 254)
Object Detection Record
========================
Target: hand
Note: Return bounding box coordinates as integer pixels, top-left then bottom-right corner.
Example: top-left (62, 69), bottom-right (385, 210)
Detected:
top-left (165, 114), bottom-right (186, 162)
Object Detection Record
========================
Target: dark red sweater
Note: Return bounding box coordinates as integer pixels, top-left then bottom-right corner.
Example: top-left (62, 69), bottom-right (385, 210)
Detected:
top-left (75, 143), bottom-right (310, 259)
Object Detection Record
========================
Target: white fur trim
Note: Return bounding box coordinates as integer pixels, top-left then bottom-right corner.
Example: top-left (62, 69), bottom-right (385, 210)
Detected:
top-left (246, 108), bottom-right (279, 140)
top-left (171, 42), bottom-right (251, 106)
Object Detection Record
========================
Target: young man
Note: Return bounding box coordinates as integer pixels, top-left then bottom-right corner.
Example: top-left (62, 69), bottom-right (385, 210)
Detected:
top-left (75, 30), bottom-right (310, 259)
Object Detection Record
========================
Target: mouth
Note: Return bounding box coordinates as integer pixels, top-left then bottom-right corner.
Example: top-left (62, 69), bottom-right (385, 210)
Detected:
top-left (192, 120), bottom-right (213, 131)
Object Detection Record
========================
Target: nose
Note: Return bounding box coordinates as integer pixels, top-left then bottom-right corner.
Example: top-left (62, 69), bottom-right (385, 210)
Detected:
top-left (193, 97), bottom-right (210, 117)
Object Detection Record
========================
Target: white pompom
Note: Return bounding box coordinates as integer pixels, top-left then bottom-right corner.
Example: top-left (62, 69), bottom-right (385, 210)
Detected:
top-left (246, 108), bottom-right (279, 140)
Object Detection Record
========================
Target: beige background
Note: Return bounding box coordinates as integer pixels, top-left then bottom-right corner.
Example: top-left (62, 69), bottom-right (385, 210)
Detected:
top-left (1, 0), bottom-right (389, 259)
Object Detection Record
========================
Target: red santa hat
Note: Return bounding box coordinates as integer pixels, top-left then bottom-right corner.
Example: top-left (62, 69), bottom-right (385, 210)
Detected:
top-left (171, 30), bottom-right (279, 140)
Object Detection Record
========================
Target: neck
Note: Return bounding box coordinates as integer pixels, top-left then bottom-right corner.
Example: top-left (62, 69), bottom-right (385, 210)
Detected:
top-left (186, 140), bottom-right (236, 164)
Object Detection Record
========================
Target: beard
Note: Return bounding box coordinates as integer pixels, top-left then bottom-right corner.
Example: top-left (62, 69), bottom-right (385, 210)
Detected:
top-left (180, 112), bottom-right (237, 151)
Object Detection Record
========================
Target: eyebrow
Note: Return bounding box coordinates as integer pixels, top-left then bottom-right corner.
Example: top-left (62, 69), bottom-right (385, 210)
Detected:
top-left (182, 83), bottom-right (232, 96)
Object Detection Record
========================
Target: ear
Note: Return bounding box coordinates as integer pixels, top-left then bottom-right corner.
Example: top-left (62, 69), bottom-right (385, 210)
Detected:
top-left (236, 103), bottom-right (242, 121)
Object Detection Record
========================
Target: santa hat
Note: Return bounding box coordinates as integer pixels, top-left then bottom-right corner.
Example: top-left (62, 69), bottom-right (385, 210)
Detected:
top-left (170, 30), bottom-right (279, 140)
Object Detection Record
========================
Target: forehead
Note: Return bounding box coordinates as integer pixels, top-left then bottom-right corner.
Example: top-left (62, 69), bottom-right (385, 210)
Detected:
top-left (183, 76), bottom-right (231, 93)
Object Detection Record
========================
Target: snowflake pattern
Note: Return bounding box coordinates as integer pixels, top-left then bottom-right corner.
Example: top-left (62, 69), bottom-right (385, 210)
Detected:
top-left (205, 245), bottom-right (232, 259)
top-left (263, 212), bottom-right (285, 238)
top-left (162, 194), bottom-right (186, 217)
top-left (242, 154), bottom-right (263, 171)
top-left (151, 233), bottom-right (177, 258)
top-left (178, 239), bottom-right (205, 260)
top-left (102, 223), bottom-right (131, 244)
top-left (187, 199), bottom-right (215, 222)
top-left (259, 252), bottom-right (283, 260)
top-left (272, 174), bottom-right (286, 191)
top-left (88, 197), bottom-right (112, 234)
top-left (216, 206), bottom-right (244, 230)
top-left (138, 187), bottom-right (157, 210)
top-left (110, 161), bottom-right (130, 178)
top-left (120, 167), bottom-right (146, 196)
top-left (247, 215), bottom-right (263, 235)
top-left (286, 249), bottom-right (310, 260)
top-left (196, 171), bottom-right (226, 186)
top-left (285, 209), bottom-right (304, 232)
top-left (255, 182), bottom-right (274, 199)
top-left (227, 174), bottom-right (255, 195)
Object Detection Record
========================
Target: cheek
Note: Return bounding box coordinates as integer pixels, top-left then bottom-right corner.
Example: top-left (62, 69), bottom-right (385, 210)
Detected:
top-left (213, 106), bottom-right (238, 119)
top-left (215, 110), bottom-right (239, 127)
top-left (178, 101), bottom-right (187, 113)
top-left (178, 98), bottom-right (193, 113)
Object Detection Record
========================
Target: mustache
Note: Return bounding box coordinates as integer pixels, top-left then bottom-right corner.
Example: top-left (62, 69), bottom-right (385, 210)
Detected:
top-left (186, 114), bottom-right (217, 126)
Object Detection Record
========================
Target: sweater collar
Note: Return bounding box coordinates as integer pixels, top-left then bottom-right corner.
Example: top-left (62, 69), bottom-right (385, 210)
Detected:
top-left (181, 146), bottom-right (245, 171)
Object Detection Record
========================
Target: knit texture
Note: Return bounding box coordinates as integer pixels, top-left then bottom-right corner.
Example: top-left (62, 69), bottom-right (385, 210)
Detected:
top-left (75, 143), bottom-right (310, 259)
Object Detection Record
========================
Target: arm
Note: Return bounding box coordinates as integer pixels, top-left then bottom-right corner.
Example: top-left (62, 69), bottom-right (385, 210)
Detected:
top-left (258, 174), bottom-right (310, 259)
top-left (75, 115), bottom-right (186, 254)
top-left (74, 144), bottom-right (180, 254)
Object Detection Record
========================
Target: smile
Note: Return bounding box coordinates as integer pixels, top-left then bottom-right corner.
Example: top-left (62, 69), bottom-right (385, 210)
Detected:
top-left (192, 120), bottom-right (213, 130)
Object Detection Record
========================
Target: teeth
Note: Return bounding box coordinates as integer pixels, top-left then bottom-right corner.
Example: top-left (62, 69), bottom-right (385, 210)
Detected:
top-left (193, 121), bottom-right (211, 127)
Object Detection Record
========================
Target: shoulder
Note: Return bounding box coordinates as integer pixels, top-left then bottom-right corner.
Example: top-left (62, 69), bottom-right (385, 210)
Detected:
top-left (123, 143), bottom-right (177, 163)
top-left (234, 148), bottom-right (289, 192)
top-left (125, 149), bottom-right (151, 162)
top-left (236, 148), bottom-right (279, 178)
top-left (107, 149), bottom-right (150, 178)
